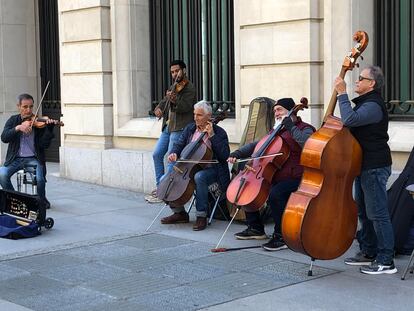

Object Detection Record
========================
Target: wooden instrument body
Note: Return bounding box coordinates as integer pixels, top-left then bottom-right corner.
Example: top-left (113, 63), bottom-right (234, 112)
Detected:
top-left (157, 141), bottom-right (212, 207)
top-left (226, 135), bottom-right (290, 212)
top-left (282, 115), bottom-right (362, 259)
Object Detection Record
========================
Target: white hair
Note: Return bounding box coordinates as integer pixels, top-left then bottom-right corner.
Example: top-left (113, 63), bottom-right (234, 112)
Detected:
top-left (194, 100), bottom-right (212, 115)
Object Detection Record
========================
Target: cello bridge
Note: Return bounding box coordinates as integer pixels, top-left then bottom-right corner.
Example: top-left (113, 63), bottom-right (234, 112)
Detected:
top-left (173, 166), bottom-right (184, 174)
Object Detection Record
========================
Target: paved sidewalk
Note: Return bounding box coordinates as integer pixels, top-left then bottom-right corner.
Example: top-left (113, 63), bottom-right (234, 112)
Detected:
top-left (0, 163), bottom-right (413, 311)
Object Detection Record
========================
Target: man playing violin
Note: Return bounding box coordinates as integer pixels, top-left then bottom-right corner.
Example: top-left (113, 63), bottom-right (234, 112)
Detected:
top-left (335, 66), bottom-right (397, 275)
top-left (227, 98), bottom-right (315, 250)
top-left (160, 101), bottom-right (230, 231)
top-left (145, 59), bottom-right (197, 203)
top-left (0, 93), bottom-right (56, 206)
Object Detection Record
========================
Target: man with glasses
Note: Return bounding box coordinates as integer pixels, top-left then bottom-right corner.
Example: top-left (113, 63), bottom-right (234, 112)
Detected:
top-left (334, 66), bottom-right (396, 275)
top-left (0, 93), bottom-right (56, 206)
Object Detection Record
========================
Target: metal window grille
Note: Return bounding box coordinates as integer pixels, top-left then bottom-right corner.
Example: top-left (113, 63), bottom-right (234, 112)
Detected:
top-left (375, 0), bottom-right (414, 119)
top-left (149, 0), bottom-right (235, 117)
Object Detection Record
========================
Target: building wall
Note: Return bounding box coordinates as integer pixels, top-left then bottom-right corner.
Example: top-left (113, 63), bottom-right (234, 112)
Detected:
top-left (0, 0), bottom-right (39, 162)
top-left (54, 0), bottom-right (413, 191)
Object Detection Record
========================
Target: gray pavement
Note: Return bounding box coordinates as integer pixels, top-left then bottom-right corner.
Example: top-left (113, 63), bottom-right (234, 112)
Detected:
top-left (0, 163), bottom-right (413, 311)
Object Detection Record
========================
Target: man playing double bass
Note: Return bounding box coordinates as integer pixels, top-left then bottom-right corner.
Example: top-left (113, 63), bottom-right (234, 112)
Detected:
top-left (227, 98), bottom-right (315, 251)
top-left (160, 101), bottom-right (230, 231)
top-left (335, 66), bottom-right (397, 275)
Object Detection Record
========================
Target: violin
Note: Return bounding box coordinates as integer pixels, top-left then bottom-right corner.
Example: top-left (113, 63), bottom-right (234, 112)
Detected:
top-left (157, 112), bottom-right (226, 207)
top-left (154, 74), bottom-right (189, 119)
top-left (226, 98), bottom-right (308, 212)
top-left (24, 114), bottom-right (64, 128)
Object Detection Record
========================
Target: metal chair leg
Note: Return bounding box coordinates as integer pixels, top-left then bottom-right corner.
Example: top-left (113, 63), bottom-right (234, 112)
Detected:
top-left (401, 249), bottom-right (414, 280)
top-left (187, 194), bottom-right (196, 214)
top-left (208, 195), bottom-right (221, 225)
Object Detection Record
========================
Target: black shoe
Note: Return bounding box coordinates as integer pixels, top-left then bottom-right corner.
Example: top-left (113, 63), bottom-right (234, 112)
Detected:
top-left (360, 260), bottom-right (398, 275)
top-left (234, 227), bottom-right (267, 240)
top-left (262, 234), bottom-right (287, 251)
top-left (344, 251), bottom-right (376, 266)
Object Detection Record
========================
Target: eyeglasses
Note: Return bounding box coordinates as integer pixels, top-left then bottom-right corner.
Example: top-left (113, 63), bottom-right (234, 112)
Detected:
top-left (358, 75), bottom-right (374, 82)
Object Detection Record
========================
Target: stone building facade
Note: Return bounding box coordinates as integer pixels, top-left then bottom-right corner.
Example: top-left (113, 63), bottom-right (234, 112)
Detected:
top-left (0, 0), bottom-right (412, 192)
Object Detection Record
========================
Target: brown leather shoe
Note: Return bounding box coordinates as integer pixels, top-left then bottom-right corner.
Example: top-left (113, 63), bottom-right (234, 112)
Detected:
top-left (160, 212), bottom-right (189, 224)
top-left (193, 217), bottom-right (207, 231)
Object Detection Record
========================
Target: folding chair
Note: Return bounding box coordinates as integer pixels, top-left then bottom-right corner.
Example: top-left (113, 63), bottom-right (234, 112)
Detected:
top-left (187, 182), bottom-right (228, 225)
top-left (16, 164), bottom-right (38, 195)
top-left (402, 184), bottom-right (414, 280)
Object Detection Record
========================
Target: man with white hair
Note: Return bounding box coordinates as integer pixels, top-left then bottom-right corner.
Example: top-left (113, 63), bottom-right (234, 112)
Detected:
top-left (159, 101), bottom-right (230, 231)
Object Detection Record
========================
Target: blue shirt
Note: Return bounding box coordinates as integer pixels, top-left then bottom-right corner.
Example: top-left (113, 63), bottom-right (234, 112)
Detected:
top-left (337, 93), bottom-right (383, 127)
top-left (18, 131), bottom-right (35, 157)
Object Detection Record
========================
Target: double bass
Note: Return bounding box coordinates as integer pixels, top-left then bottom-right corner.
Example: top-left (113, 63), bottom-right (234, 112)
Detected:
top-left (157, 113), bottom-right (226, 207)
top-left (226, 98), bottom-right (308, 212)
top-left (282, 31), bottom-right (368, 261)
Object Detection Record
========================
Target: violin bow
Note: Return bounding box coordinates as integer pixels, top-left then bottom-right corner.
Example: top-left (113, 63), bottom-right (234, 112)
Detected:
top-left (175, 159), bottom-right (219, 164)
top-left (30, 81), bottom-right (50, 128)
top-left (235, 152), bottom-right (284, 163)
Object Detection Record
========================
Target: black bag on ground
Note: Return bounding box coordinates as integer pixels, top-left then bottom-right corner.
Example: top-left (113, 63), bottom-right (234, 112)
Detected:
top-left (387, 147), bottom-right (414, 254)
top-left (0, 214), bottom-right (40, 239)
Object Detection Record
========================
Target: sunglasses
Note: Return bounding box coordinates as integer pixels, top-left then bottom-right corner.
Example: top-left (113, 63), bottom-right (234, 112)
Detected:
top-left (358, 75), bottom-right (374, 81)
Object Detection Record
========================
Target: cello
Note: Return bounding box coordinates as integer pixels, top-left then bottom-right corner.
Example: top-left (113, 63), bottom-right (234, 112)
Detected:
top-left (282, 31), bottom-right (368, 262)
top-left (157, 113), bottom-right (226, 207)
top-left (226, 98), bottom-right (309, 212)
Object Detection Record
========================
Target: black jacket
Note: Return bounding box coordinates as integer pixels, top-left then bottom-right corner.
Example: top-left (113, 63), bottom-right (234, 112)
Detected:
top-left (1, 114), bottom-right (55, 166)
top-left (351, 90), bottom-right (392, 170)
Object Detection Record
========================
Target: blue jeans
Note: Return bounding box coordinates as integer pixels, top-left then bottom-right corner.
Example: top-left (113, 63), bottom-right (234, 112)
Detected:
top-left (0, 157), bottom-right (46, 199)
top-left (169, 167), bottom-right (219, 217)
top-left (193, 167), bottom-right (218, 217)
top-left (152, 127), bottom-right (183, 186)
top-left (246, 179), bottom-right (300, 235)
top-left (355, 166), bottom-right (394, 264)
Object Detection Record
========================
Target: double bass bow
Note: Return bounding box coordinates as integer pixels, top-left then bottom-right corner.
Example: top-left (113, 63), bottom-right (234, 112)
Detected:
top-left (157, 112), bottom-right (226, 207)
top-left (226, 98), bottom-right (309, 212)
top-left (282, 31), bottom-right (369, 262)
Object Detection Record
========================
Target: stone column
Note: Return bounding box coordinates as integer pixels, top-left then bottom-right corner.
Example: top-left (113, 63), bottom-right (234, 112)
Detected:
top-left (0, 0), bottom-right (38, 162)
top-left (58, 0), bottom-right (113, 182)
top-left (235, 0), bottom-right (324, 130)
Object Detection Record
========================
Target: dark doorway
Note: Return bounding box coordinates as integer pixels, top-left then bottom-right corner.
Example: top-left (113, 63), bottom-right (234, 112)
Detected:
top-left (38, 0), bottom-right (61, 162)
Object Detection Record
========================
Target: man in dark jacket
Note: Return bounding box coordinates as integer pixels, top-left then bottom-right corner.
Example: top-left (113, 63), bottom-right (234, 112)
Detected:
top-left (160, 101), bottom-right (230, 231)
top-left (228, 98), bottom-right (315, 251)
top-left (146, 60), bottom-right (197, 203)
top-left (0, 93), bottom-right (55, 202)
top-left (335, 66), bottom-right (397, 275)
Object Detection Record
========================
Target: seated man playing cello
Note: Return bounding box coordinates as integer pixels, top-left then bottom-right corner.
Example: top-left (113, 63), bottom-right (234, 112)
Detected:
top-left (0, 93), bottom-right (56, 206)
top-left (227, 98), bottom-right (315, 251)
top-left (159, 101), bottom-right (230, 231)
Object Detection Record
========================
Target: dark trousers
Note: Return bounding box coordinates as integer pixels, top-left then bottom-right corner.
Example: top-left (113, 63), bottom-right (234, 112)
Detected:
top-left (246, 179), bottom-right (300, 235)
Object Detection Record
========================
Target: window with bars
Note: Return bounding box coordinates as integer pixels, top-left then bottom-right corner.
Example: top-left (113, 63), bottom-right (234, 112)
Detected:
top-left (375, 0), bottom-right (414, 119)
top-left (149, 0), bottom-right (235, 117)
